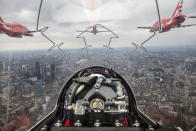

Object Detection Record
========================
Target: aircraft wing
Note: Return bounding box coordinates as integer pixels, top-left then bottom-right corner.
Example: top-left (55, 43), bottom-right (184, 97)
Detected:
top-left (186, 16), bottom-right (196, 18)
top-left (98, 31), bottom-right (110, 32)
top-left (137, 27), bottom-right (153, 29)
top-left (77, 30), bottom-right (91, 32)
top-left (7, 31), bottom-right (33, 37)
top-left (12, 31), bottom-right (31, 35)
top-left (180, 24), bottom-right (196, 27)
top-left (10, 31), bottom-right (25, 35)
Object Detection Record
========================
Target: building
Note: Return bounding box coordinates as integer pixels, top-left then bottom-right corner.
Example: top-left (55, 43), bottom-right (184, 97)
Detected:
top-left (34, 61), bottom-right (41, 79)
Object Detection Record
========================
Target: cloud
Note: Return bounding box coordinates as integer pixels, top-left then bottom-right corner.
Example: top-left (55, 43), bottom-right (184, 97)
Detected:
top-left (0, 0), bottom-right (196, 51)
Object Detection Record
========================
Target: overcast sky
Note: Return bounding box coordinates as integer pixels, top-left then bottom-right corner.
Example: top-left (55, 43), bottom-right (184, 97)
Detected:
top-left (0, 0), bottom-right (196, 51)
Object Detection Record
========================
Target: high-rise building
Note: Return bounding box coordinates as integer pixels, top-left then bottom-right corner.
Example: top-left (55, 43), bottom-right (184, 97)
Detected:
top-left (43, 65), bottom-right (52, 83)
top-left (34, 81), bottom-right (43, 96)
top-left (3, 58), bottom-right (6, 71)
top-left (35, 61), bottom-right (41, 79)
top-left (51, 63), bottom-right (55, 81)
top-left (22, 64), bottom-right (29, 78)
top-left (0, 62), bottom-right (3, 71)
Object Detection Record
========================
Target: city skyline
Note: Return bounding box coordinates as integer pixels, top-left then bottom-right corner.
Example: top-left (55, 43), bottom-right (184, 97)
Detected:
top-left (0, 48), bottom-right (196, 130)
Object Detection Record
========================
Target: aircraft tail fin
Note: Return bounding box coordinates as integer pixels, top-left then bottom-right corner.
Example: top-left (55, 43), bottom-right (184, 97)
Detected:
top-left (172, 0), bottom-right (183, 17)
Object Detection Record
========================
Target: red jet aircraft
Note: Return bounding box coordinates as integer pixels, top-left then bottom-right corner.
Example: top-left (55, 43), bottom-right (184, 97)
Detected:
top-left (0, 0), bottom-right (48, 38)
top-left (136, 0), bottom-right (196, 51)
top-left (77, 24), bottom-right (110, 35)
top-left (0, 17), bottom-right (34, 38)
top-left (0, 0), bottom-right (65, 56)
top-left (76, 24), bottom-right (119, 56)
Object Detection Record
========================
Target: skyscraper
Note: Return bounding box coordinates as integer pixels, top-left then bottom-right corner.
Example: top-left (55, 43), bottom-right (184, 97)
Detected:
top-left (3, 58), bottom-right (6, 71)
top-left (35, 61), bottom-right (41, 79)
top-left (22, 64), bottom-right (29, 78)
top-left (51, 63), bottom-right (55, 81)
